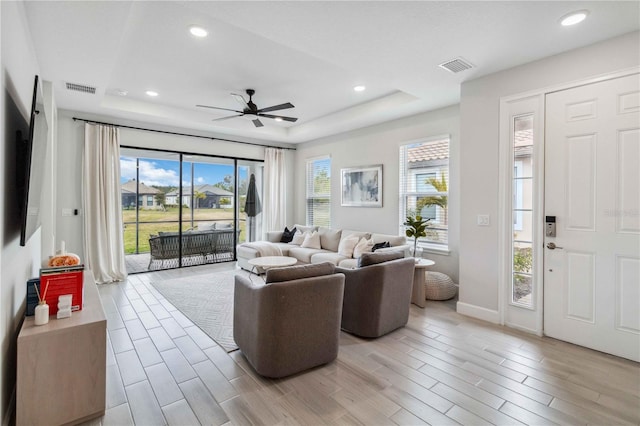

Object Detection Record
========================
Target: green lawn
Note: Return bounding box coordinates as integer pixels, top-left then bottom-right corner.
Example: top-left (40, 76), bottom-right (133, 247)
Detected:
top-left (123, 207), bottom-right (246, 254)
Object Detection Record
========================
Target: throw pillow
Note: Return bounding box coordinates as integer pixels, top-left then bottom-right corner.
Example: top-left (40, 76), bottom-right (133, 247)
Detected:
top-left (358, 251), bottom-right (404, 267)
top-left (338, 234), bottom-right (360, 257)
top-left (290, 231), bottom-right (305, 245)
top-left (353, 237), bottom-right (374, 258)
top-left (372, 241), bottom-right (391, 252)
top-left (301, 231), bottom-right (322, 249)
top-left (293, 224), bottom-right (317, 234)
top-left (280, 226), bottom-right (297, 243)
top-left (318, 227), bottom-right (342, 251)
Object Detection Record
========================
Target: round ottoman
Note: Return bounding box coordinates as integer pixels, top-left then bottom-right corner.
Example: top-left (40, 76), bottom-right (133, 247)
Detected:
top-left (424, 272), bottom-right (458, 301)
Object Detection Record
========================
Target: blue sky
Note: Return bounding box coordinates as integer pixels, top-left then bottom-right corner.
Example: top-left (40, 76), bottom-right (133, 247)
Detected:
top-left (120, 157), bottom-right (248, 187)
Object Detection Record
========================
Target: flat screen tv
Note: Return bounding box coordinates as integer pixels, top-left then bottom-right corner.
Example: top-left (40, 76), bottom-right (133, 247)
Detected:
top-left (19, 75), bottom-right (49, 246)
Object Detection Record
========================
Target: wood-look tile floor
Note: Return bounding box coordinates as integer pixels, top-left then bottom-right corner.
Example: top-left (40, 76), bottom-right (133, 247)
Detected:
top-left (83, 263), bottom-right (640, 426)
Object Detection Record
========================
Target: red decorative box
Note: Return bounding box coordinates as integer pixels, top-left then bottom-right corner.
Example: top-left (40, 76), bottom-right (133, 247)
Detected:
top-left (39, 267), bottom-right (84, 315)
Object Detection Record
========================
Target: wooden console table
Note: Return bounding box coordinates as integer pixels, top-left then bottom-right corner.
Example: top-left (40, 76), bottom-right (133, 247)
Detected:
top-left (17, 270), bottom-right (106, 425)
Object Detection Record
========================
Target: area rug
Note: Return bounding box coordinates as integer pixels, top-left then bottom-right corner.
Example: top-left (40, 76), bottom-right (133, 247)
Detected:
top-left (149, 270), bottom-right (240, 352)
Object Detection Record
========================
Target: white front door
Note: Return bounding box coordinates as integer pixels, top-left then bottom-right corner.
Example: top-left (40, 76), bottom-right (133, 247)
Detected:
top-left (544, 73), bottom-right (640, 362)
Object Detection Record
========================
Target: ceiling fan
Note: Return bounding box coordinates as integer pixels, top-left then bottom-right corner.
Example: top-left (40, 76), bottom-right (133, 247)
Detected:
top-left (197, 89), bottom-right (298, 128)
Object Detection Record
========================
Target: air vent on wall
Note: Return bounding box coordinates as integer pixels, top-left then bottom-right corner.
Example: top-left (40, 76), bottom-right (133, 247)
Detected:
top-left (65, 82), bottom-right (96, 94)
top-left (438, 57), bottom-right (474, 74)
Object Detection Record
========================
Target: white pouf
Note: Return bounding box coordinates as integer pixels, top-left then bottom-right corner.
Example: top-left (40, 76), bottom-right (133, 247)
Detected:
top-left (424, 271), bottom-right (458, 301)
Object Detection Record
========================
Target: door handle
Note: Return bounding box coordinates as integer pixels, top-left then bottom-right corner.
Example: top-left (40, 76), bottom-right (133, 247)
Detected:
top-left (546, 242), bottom-right (563, 250)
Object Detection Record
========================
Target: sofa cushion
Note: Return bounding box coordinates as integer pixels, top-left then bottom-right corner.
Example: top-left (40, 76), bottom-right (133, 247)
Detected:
top-left (288, 246), bottom-right (327, 264)
top-left (265, 262), bottom-right (335, 283)
top-left (371, 233), bottom-right (406, 247)
top-left (353, 237), bottom-right (374, 258)
top-left (294, 224), bottom-right (318, 234)
top-left (341, 229), bottom-right (372, 240)
top-left (358, 251), bottom-right (404, 267)
top-left (338, 234), bottom-right (360, 257)
top-left (318, 227), bottom-right (342, 252)
top-left (310, 252), bottom-right (350, 266)
top-left (280, 226), bottom-right (297, 243)
top-left (198, 222), bottom-right (215, 231)
top-left (338, 258), bottom-right (358, 269)
top-left (301, 231), bottom-right (321, 249)
top-left (290, 231), bottom-right (305, 245)
top-left (215, 222), bottom-right (233, 230)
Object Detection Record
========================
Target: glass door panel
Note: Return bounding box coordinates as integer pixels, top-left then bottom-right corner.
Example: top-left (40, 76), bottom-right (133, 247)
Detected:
top-left (237, 161), bottom-right (264, 243)
top-left (120, 148), bottom-right (181, 273)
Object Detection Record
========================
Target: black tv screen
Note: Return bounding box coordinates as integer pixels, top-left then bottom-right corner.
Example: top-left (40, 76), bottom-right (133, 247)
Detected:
top-left (19, 75), bottom-right (48, 246)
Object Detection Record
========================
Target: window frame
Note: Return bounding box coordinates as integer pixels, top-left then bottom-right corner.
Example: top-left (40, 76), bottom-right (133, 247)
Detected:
top-left (399, 135), bottom-right (450, 251)
top-left (306, 155), bottom-right (331, 227)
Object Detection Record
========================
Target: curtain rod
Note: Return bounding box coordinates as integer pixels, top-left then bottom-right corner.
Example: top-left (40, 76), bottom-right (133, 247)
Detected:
top-left (72, 117), bottom-right (296, 151)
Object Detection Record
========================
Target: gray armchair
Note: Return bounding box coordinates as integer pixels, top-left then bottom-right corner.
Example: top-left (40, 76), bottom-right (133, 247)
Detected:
top-left (233, 263), bottom-right (345, 378)
top-left (337, 252), bottom-right (415, 338)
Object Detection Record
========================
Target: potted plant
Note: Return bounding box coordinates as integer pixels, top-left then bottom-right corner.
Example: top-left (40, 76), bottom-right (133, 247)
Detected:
top-left (404, 214), bottom-right (430, 258)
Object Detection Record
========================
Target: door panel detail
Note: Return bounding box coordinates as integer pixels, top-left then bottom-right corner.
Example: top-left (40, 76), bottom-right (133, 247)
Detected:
top-left (565, 99), bottom-right (597, 121)
top-left (617, 129), bottom-right (640, 233)
top-left (616, 256), bottom-right (640, 334)
top-left (618, 91), bottom-right (640, 114)
top-left (565, 252), bottom-right (595, 323)
top-left (566, 134), bottom-right (596, 231)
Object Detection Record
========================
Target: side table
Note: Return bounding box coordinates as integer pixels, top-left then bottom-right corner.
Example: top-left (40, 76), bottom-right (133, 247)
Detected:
top-left (411, 259), bottom-right (435, 308)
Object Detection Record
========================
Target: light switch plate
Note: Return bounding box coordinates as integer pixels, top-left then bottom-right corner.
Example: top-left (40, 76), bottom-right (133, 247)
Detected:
top-left (62, 208), bottom-right (73, 217)
top-left (477, 214), bottom-right (490, 226)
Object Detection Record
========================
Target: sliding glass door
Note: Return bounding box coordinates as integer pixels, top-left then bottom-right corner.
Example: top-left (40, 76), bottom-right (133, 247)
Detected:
top-left (120, 148), bottom-right (263, 274)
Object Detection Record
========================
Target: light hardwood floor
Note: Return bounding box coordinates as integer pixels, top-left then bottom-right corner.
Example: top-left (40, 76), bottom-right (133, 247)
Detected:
top-left (83, 263), bottom-right (640, 426)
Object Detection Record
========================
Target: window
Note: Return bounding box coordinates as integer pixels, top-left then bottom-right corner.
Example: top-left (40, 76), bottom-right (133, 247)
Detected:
top-left (399, 136), bottom-right (449, 248)
top-left (511, 115), bottom-right (534, 306)
top-left (306, 156), bottom-right (331, 227)
top-left (147, 195), bottom-right (153, 206)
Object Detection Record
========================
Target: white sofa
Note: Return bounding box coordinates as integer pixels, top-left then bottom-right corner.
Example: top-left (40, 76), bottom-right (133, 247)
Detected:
top-left (237, 225), bottom-right (410, 272)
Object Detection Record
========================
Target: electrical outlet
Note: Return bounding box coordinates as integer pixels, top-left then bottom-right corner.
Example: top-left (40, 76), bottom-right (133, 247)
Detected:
top-left (477, 214), bottom-right (490, 226)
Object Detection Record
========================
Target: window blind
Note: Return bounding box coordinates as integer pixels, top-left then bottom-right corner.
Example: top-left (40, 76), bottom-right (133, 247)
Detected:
top-left (306, 156), bottom-right (331, 227)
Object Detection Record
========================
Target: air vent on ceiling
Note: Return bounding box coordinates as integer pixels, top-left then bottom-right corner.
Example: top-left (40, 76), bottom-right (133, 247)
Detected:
top-left (438, 57), bottom-right (474, 74)
top-left (65, 82), bottom-right (96, 94)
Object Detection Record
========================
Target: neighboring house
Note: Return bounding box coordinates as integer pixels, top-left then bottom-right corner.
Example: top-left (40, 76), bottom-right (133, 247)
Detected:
top-left (121, 179), bottom-right (162, 209)
top-left (165, 185), bottom-right (234, 209)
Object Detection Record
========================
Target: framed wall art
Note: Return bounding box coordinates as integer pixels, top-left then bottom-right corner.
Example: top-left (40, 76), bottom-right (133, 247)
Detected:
top-left (341, 165), bottom-right (383, 207)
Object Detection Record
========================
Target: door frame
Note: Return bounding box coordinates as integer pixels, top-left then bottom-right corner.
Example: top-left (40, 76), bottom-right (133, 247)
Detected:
top-left (497, 66), bottom-right (640, 336)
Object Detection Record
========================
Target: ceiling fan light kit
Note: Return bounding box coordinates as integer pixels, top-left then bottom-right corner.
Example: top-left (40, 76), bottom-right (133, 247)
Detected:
top-left (197, 89), bottom-right (298, 127)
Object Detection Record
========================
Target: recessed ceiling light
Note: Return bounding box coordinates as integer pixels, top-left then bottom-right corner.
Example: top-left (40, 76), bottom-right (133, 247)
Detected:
top-left (353, 85), bottom-right (366, 92)
top-left (189, 26), bottom-right (208, 37)
top-left (274, 117), bottom-right (283, 122)
top-left (560, 10), bottom-right (589, 26)
top-left (145, 90), bottom-right (159, 97)
top-left (115, 89), bottom-right (128, 96)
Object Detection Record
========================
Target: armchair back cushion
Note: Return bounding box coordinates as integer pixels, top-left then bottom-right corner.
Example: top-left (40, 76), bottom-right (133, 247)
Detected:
top-left (357, 251), bottom-right (404, 267)
top-left (266, 262), bottom-right (335, 283)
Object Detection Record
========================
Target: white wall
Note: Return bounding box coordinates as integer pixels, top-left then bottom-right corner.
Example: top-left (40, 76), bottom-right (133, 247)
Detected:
top-left (459, 31), bottom-right (640, 318)
top-left (0, 2), bottom-right (43, 423)
top-left (294, 105), bottom-right (460, 281)
top-left (55, 110), bottom-right (295, 256)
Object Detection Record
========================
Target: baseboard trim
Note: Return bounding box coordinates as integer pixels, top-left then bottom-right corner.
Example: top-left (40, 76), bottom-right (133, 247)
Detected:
top-left (505, 321), bottom-right (540, 336)
top-left (456, 301), bottom-right (500, 324)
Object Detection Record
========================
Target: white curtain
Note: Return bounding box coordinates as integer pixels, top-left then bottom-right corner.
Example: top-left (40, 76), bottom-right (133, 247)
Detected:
top-left (263, 147), bottom-right (287, 232)
top-left (83, 124), bottom-right (127, 283)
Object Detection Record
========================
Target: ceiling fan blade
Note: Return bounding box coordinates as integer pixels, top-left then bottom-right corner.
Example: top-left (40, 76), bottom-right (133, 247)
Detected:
top-left (258, 113), bottom-right (298, 122)
top-left (231, 93), bottom-right (249, 110)
top-left (257, 102), bottom-right (295, 113)
top-left (211, 114), bottom-right (243, 122)
top-left (196, 104), bottom-right (243, 113)
top-left (252, 119), bottom-right (264, 128)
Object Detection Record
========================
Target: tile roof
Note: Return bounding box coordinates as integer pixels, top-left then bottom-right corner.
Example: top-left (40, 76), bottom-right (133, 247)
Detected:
top-left (408, 140), bottom-right (449, 163)
top-left (166, 184), bottom-right (233, 196)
